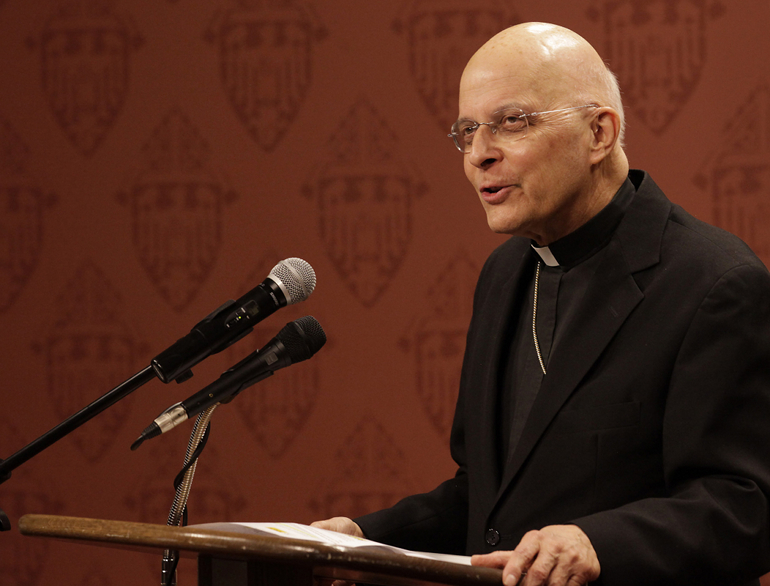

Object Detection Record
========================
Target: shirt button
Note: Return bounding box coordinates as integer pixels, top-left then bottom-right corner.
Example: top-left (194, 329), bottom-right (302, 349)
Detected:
top-left (485, 528), bottom-right (500, 546)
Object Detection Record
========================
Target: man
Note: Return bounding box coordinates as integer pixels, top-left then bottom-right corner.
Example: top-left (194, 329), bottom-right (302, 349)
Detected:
top-left (314, 23), bottom-right (770, 586)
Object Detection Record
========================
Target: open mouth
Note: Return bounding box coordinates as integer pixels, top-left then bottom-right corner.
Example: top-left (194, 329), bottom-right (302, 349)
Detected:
top-left (479, 184), bottom-right (513, 204)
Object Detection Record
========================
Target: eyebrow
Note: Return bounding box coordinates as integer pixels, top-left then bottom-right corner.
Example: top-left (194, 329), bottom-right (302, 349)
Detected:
top-left (454, 102), bottom-right (530, 126)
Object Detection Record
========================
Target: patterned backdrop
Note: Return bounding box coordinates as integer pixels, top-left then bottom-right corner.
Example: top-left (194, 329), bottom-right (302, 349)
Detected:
top-left (0, 0), bottom-right (768, 584)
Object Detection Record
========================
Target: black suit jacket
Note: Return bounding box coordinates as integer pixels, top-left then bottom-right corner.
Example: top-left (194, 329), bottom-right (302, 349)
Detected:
top-left (357, 171), bottom-right (770, 585)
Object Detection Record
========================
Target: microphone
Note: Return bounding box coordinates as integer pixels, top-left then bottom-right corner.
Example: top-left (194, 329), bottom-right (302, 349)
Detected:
top-left (132, 316), bottom-right (326, 450)
top-left (151, 258), bottom-right (316, 384)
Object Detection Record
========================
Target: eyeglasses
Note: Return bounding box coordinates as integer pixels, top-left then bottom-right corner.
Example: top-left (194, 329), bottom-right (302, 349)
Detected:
top-left (448, 104), bottom-right (599, 153)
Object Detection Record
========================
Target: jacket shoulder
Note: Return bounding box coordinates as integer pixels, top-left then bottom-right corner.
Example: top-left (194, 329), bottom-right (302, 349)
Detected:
top-left (666, 204), bottom-right (767, 273)
top-left (624, 171), bottom-right (768, 279)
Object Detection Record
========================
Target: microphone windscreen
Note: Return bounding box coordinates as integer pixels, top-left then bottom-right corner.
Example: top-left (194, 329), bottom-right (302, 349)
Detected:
top-left (269, 258), bottom-right (316, 304)
top-left (295, 315), bottom-right (326, 354)
top-left (277, 316), bottom-right (326, 363)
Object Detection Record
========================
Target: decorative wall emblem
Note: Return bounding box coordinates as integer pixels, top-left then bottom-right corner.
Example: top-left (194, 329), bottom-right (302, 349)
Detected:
top-left (0, 426), bottom-right (64, 586)
top-left (303, 98), bottom-right (425, 307)
top-left (309, 417), bottom-right (412, 519)
top-left (220, 255), bottom-right (324, 459)
top-left (0, 116), bottom-right (55, 313)
top-left (32, 261), bottom-right (147, 462)
top-left (205, 0), bottom-right (326, 152)
top-left (118, 108), bottom-right (237, 311)
top-left (31, 0), bottom-right (142, 156)
top-left (587, 0), bottom-right (725, 134)
top-left (694, 84), bottom-right (770, 265)
top-left (399, 253), bottom-right (477, 440)
top-left (394, 0), bottom-right (519, 131)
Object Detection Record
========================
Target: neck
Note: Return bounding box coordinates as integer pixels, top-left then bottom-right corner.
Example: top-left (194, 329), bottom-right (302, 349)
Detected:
top-left (533, 153), bottom-right (629, 246)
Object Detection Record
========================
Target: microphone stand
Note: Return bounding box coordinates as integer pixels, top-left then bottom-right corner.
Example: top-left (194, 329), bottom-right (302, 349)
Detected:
top-left (0, 365), bottom-right (159, 530)
top-left (0, 282), bottom-right (304, 529)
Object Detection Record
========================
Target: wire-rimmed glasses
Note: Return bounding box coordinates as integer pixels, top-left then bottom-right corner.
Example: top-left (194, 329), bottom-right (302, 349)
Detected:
top-left (448, 104), bottom-right (599, 153)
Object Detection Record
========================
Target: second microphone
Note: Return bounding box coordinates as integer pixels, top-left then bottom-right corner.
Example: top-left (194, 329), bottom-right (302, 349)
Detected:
top-left (132, 316), bottom-right (327, 450)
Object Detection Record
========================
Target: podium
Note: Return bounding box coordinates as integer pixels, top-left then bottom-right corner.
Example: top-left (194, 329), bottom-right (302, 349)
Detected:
top-left (18, 514), bottom-right (503, 586)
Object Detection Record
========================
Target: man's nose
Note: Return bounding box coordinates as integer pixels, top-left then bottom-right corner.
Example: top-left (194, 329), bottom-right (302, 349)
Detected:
top-left (467, 125), bottom-right (501, 169)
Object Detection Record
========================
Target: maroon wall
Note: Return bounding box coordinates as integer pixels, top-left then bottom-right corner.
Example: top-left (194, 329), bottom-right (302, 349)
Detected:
top-left (1, 1), bottom-right (769, 584)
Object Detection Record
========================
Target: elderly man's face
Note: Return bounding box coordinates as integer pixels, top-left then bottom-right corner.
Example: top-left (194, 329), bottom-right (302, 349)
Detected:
top-left (458, 58), bottom-right (597, 245)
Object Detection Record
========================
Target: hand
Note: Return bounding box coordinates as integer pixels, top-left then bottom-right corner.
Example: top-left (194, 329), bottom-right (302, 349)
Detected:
top-left (471, 525), bottom-right (600, 586)
top-left (310, 516), bottom-right (364, 538)
top-left (310, 518), bottom-right (364, 586)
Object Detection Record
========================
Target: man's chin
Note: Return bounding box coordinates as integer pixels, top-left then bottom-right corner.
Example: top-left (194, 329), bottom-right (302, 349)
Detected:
top-left (485, 214), bottom-right (523, 236)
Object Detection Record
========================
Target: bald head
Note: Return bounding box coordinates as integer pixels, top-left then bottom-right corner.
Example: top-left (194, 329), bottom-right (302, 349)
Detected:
top-left (462, 23), bottom-right (625, 146)
top-left (457, 23), bottom-right (629, 244)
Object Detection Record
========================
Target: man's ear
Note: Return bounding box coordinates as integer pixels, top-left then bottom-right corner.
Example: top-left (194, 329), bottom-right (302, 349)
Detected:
top-left (588, 108), bottom-right (622, 165)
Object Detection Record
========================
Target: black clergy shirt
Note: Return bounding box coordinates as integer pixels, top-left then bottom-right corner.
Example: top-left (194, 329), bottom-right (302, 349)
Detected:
top-left (496, 178), bottom-right (637, 483)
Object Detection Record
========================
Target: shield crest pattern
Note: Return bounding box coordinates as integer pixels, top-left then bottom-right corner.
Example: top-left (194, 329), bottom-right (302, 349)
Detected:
top-left (588, 0), bottom-right (724, 134)
top-left (694, 84), bottom-right (770, 265)
top-left (0, 117), bottom-right (54, 313)
top-left (206, 0), bottom-right (326, 152)
top-left (303, 98), bottom-right (424, 307)
top-left (220, 255), bottom-right (324, 459)
top-left (309, 417), bottom-right (413, 519)
top-left (33, 261), bottom-right (146, 462)
top-left (37, 1), bottom-right (142, 156)
top-left (395, 0), bottom-right (519, 131)
top-left (399, 253), bottom-right (478, 440)
top-left (0, 425), bottom-right (64, 586)
top-left (118, 108), bottom-right (237, 312)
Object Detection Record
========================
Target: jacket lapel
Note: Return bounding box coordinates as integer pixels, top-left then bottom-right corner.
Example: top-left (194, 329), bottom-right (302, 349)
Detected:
top-left (495, 239), bottom-right (642, 499)
top-left (470, 242), bottom-right (534, 513)
top-left (494, 172), bottom-right (672, 503)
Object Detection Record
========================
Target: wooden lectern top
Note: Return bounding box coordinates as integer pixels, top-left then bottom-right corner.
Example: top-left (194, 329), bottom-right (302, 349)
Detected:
top-left (19, 514), bottom-right (503, 586)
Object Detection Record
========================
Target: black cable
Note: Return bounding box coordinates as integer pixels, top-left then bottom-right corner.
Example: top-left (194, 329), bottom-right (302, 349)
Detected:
top-left (162, 423), bottom-right (212, 586)
top-left (172, 422), bottom-right (211, 521)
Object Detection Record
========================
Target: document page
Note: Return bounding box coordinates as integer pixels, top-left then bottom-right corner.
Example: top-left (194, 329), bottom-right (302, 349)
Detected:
top-left (194, 521), bottom-right (472, 566)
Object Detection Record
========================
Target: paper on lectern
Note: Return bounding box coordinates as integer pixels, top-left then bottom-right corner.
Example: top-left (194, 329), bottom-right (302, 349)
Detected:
top-left (193, 521), bottom-right (472, 566)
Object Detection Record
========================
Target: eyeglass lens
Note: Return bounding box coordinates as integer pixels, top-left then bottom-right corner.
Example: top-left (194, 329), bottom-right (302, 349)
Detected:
top-left (449, 108), bottom-right (529, 153)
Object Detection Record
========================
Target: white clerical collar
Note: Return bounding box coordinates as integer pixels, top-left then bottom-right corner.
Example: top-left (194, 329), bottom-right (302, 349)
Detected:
top-left (531, 244), bottom-right (559, 267)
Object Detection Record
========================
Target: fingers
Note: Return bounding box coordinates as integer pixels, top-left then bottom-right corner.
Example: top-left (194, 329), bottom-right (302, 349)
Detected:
top-left (316, 579), bottom-right (355, 586)
top-left (310, 517), bottom-right (363, 586)
top-left (472, 550), bottom-right (518, 568)
top-left (472, 525), bottom-right (600, 586)
top-left (510, 531), bottom-right (548, 585)
top-left (309, 517), bottom-right (364, 538)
